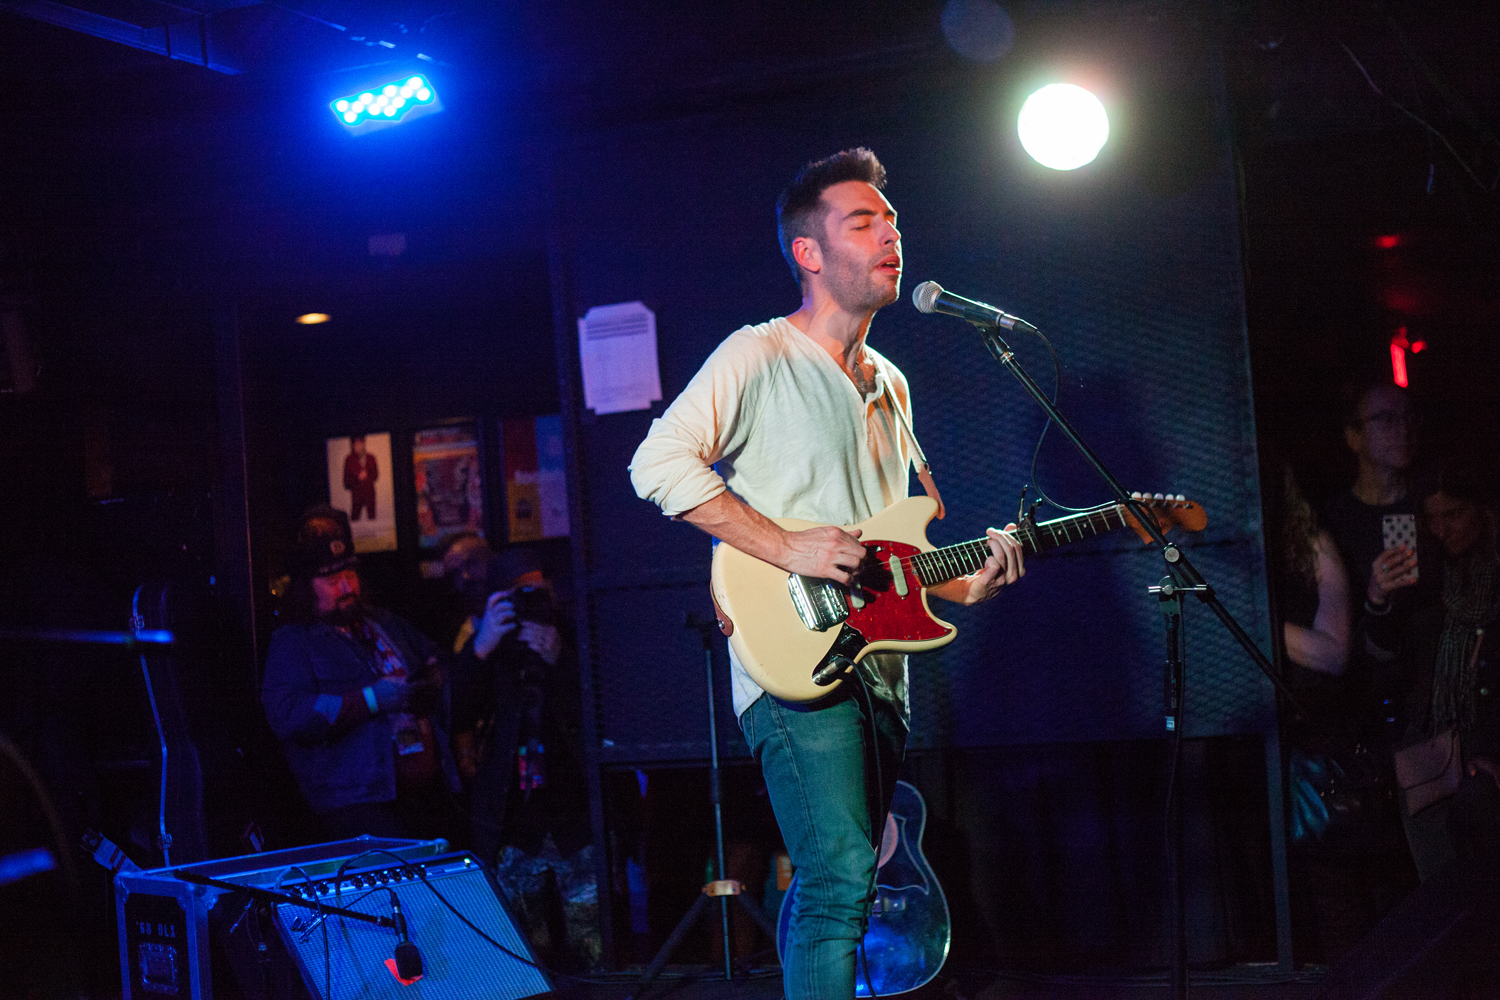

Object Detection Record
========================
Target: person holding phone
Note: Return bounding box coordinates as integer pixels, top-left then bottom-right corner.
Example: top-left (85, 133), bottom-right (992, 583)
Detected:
top-left (1320, 381), bottom-right (1433, 619)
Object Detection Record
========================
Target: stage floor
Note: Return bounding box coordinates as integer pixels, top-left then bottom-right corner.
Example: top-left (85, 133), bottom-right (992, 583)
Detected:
top-left (550, 964), bottom-right (1325, 999)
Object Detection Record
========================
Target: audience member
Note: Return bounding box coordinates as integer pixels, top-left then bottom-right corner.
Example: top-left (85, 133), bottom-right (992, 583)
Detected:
top-left (1264, 455), bottom-right (1352, 678)
top-left (448, 545), bottom-right (596, 968)
top-left (1365, 457), bottom-right (1499, 879)
top-left (1263, 455), bottom-right (1384, 962)
top-left (261, 505), bottom-right (459, 840)
top-left (1320, 380), bottom-right (1436, 626)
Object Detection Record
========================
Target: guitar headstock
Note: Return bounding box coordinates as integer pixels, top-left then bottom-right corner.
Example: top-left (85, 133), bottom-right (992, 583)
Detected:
top-left (1123, 491), bottom-right (1207, 544)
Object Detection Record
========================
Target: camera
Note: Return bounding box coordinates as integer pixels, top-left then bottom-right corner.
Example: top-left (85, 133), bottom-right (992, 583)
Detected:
top-left (485, 553), bottom-right (554, 625)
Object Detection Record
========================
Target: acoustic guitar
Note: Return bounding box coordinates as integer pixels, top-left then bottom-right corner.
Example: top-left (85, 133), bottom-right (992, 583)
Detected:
top-left (710, 493), bottom-right (1205, 702)
top-left (777, 779), bottom-right (948, 996)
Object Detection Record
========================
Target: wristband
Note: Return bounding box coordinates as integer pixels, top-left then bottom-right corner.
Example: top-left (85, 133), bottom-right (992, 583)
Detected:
top-left (1364, 597), bottom-right (1391, 616)
top-left (363, 686), bottom-right (379, 714)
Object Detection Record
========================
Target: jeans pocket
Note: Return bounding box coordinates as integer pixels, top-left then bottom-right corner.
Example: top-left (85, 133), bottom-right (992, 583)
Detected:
top-left (739, 697), bottom-right (757, 749)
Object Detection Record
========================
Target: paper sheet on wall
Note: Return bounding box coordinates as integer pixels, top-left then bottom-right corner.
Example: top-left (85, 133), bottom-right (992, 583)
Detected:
top-left (578, 301), bottom-right (662, 414)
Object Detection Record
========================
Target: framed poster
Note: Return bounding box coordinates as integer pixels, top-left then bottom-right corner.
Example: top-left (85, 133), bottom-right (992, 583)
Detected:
top-left (503, 414), bottom-right (569, 541)
top-left (326, 432), bottom-right (397, 553)
top-left (413, 423), bottom-right (484, 550)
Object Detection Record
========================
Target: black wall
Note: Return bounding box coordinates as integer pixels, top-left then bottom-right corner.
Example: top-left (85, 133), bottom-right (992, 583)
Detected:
top-left (550, 11), bottom-right (1274, 765)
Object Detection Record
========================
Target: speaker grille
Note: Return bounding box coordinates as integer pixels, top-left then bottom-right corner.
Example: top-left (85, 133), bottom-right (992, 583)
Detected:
top-left (274, 856), bottom-right (550, 1000)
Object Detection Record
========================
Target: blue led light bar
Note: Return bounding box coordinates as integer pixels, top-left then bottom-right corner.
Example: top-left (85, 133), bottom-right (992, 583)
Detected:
top-left (330, 74), bottom-right (442, 134)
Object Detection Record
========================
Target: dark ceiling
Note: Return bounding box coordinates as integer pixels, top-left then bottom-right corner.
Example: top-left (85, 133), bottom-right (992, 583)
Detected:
top-left (0, 0), bottom-right (1496, 467)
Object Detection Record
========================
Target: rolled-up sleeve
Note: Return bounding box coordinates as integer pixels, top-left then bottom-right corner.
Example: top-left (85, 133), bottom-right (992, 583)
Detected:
top-left (629, 329), bottom-right (769, 517)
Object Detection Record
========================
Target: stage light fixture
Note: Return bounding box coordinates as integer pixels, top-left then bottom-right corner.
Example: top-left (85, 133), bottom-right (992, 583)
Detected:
top-left (330, 74), bottom-right (441, 135)
top-left (295, 313), bottom-right (331, 325)
top-left (1017, 84), bottom-right (1109, 171)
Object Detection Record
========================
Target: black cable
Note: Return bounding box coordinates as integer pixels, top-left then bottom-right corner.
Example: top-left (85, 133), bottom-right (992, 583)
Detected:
top-left (1015, 323), bottom-right (1094, 514)
top-left (849, 672), bottom-right (884, 1000)
top-left (0, 731), bottom-right (80, 892)
top-left (277, 864), bottom-right (330, 1000)
top-left (350, 848), bottom-right (617, 985)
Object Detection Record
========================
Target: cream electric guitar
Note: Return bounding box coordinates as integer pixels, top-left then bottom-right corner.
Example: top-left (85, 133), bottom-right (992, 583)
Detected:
top-left (709, 493), bottom-right (1207, 702)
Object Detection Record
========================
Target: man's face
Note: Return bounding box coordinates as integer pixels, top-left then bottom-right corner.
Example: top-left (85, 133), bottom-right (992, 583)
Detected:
top-left (312, 568), bottom-right (362, 617)
top-left (1423, 491), bottom-right (1489, 558)
top-left (1344, 385), bottom-right (1414, 472)
top-left (806, 180), bottom-right (902, 313)
top-left (351, 439), bottom-right (366, 456)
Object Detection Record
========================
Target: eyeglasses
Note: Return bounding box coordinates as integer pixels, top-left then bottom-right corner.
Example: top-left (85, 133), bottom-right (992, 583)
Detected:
top-left (1354, 409), bottom-right (1419, 431)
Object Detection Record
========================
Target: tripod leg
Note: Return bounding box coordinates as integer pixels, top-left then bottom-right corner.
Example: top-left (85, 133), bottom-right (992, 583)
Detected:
top-left (626, 891), bottom-right (711, 1000)
top-left (733, 892), bottom-right (780, 942)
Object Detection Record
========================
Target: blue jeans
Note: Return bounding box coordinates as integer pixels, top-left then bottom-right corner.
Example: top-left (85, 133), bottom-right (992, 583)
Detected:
top-left (741, 687), bottom-right (906, 1000)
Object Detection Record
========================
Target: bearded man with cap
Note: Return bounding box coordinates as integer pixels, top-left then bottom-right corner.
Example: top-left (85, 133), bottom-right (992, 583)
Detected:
top-left (261, 505), bottom-right (460, 840)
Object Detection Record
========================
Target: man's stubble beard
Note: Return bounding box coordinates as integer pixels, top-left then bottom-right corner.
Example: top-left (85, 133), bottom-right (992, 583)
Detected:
top-left (821, 243), bottom-right (899, 315)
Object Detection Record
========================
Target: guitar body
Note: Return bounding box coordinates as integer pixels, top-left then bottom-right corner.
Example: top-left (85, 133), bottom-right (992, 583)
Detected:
top-left (776, 780), bottom-right (951, 996)
top-left (710, 491), bottom-right (1204, 703)
top-left (710, 496), bottom-right (953, 702)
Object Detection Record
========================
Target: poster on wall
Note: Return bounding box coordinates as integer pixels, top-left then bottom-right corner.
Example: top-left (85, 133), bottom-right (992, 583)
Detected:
top-left (413, 423), bottom-right (484, 550)
top-left (503, 415), bottom-right (569, 541)
top-left (326, 432), bottom-right (397, 553)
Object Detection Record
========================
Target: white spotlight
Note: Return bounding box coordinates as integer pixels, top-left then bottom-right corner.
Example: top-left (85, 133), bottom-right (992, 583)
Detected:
top-left (1017, 84), bottom-right (1109, 171)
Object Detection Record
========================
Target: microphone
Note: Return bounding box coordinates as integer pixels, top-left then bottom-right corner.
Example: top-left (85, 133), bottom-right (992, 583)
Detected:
top-left (911, 281), bottom-right (1033, 332)
top-left (388, 891), bottom-right (424, 982)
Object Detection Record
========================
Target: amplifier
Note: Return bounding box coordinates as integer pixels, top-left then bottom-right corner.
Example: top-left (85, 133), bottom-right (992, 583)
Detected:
top-left (269, 852), bottom-right (552, 1000)
top-left (116, 836), bottom-right (448, 1000)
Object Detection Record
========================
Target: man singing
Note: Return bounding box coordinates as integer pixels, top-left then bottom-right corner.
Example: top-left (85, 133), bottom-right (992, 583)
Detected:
top-left (630, 149), bottom-right (1026, 1000)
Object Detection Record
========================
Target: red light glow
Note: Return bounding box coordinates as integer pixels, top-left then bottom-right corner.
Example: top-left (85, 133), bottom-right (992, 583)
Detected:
top-left (1390, 342), bottom-right (1409, 388)
top-left (1411, 340), bottom-right (1427, 353)
top-left (1376, 235), bottom-right (1402, 249)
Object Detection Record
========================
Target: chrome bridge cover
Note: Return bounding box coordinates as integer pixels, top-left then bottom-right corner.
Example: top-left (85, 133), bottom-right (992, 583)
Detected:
top-left (787, 574), bottom-right (850, 632)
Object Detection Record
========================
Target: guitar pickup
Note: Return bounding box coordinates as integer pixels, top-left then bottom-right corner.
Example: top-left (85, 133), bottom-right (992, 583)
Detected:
top-left (787, 574), bottom-right (852, 632)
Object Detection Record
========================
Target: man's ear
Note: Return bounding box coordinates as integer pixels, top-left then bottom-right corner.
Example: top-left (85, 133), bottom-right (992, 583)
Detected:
top-left (791, 236), bottom-right (822, 279)
top-left (1343, 424), bottom-right (1361, 454)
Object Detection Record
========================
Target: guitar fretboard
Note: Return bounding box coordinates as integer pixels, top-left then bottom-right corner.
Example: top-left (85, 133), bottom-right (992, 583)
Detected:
top-left (909, 504), bottom-right (1130, 587)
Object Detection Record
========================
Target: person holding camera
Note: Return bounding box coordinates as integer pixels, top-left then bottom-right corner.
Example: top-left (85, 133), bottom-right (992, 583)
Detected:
top-left (261, 505), bottom-right (460, 841)
top-left (447, 542), bottom-right (595, 966)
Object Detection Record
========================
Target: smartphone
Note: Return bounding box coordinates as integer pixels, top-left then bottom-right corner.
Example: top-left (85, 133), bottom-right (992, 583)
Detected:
top-left (1382, 513), bottom-right (1418, 582)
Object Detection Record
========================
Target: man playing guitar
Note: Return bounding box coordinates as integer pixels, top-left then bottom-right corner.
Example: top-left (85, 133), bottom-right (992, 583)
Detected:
top-left (630, 149), bottom-right (1026, 1000)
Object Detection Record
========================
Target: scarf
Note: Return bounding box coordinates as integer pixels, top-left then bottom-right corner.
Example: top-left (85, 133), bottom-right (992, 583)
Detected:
top-left (1430, 553), bottom-right (1500, 735)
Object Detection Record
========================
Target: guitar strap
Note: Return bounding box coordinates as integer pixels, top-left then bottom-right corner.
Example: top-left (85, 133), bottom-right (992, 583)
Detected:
top-left (880, 379), bottom-right (945, 520)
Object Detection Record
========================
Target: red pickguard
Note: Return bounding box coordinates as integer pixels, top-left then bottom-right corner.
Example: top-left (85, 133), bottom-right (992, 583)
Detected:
top-left (845, 540), bottom-right (951, 642)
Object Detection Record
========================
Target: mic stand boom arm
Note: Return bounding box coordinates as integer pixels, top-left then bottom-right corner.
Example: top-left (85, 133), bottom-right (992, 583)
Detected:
top-left (972, 322), bottom-right (1306, 715)
top-left (173, 868), bottom-right (396, 928)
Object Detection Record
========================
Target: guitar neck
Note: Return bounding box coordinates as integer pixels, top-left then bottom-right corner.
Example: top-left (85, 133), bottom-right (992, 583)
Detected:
top-left (908, 503), bottom-right (1132, 587)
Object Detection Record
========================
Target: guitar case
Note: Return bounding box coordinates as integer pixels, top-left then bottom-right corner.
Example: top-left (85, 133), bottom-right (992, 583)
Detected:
top-left (127, 579), bottom-right (211, 866)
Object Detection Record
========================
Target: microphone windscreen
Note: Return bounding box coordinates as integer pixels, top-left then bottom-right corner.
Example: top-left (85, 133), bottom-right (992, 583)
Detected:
top-left (912, 281), bottom-right (943, 314)
top-left (394, 941), bottom-right (424, 980)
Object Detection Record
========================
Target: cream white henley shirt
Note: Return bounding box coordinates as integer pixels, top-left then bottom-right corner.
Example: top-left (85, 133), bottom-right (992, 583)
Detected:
top-left (629, 317), bottom-right (916, 720)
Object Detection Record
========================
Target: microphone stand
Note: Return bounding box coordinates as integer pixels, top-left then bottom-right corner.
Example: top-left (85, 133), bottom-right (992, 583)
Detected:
top-left (172, 868), bottom-right (396, 928)
top-left (960, 316), bottom-right (1305, 1000)
top-left (625, 614), bottom-right (778, 1000)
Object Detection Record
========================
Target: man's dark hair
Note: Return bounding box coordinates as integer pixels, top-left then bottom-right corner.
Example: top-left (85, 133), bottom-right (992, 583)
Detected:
top-left (776, 148), bottom-right (887, 288)
top-left (1418, 455), bottom-right (1498, 508)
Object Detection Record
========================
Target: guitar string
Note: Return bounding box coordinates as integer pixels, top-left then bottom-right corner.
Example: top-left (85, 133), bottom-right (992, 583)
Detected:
top-left (908, 503), bottom-right (1149, 586)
